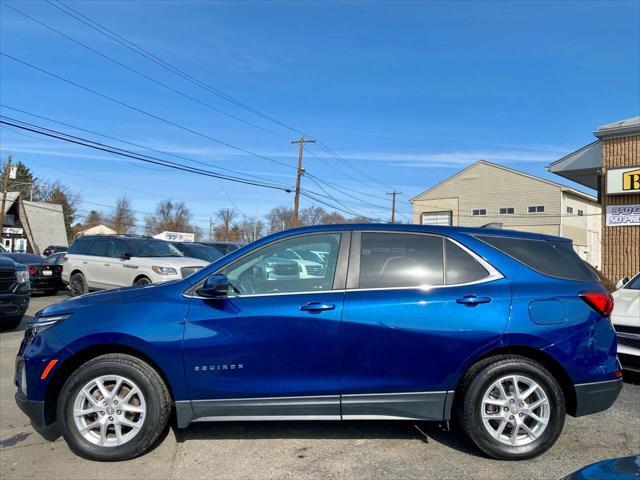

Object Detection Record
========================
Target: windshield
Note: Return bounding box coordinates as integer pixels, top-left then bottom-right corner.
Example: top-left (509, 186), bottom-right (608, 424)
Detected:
top-left (173, 243), bottom-right (222, 263)
top-left (129, 239), bottom-right (184, 258)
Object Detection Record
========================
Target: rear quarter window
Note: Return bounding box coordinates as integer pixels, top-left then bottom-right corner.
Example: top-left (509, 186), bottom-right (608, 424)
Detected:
top-left (475, 235), bottom-right (597, 282)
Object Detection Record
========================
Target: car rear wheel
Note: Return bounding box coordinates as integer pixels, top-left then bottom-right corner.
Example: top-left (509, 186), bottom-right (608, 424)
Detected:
top-left (57, 354), bottom-right (171, 461)
top-left (457, 355), bottom-right (565, 460)
top-left (69, 272), bottom-right (88, 297)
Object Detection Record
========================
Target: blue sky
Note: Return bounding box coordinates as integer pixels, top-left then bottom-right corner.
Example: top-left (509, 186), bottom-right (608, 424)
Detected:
top-left (1, 0), bottom-right (639, 229)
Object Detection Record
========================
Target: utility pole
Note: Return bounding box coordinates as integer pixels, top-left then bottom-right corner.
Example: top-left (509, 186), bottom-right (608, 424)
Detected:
top-left (209, 217), bottom-right (213, 240)
top-left (386, 191), bottom-right (401, 224)
top-left (291, 136), bottom-right (315, 228)
top-left (1, 154), bottom-right (13, 229)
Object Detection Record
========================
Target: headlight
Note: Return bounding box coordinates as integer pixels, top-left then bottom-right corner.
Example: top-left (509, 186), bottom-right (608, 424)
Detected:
top-left (152, 266), bottom-right (178, 275)
top-left (27, 314), bottom-right (72, 336)
top-left (16, 270), bottom-right (29, 284)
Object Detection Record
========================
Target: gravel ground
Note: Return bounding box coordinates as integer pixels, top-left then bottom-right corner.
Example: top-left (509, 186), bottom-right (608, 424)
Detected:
top-left (1, 293), bottom-right (638, 479)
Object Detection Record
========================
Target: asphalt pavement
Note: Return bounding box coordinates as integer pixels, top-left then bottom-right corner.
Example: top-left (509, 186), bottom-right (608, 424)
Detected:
top-left (0, 293), bottom-right (638, 479)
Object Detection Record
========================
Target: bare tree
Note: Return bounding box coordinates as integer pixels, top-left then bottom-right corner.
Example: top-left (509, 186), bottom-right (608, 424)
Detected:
top-left (144, 200), bottom-right (196, 236)
top-left (266, 206), bottom-right (295, 233)
top-left (107, 196), bottom-right (136, 234)
top-left (236, 216), bottom-right (265, 243)
top-left (215, 208), bottom-right (237, 241)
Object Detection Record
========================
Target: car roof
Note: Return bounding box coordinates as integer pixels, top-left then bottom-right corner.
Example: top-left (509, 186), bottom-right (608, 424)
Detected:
top-left (266, 223), bottom-right (568, 242)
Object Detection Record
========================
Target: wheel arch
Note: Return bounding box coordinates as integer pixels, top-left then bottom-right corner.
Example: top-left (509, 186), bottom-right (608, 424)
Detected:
top-left (133, 274), bottom-right (151, 285)
top-left (453, 345), bottom-right (577, 417)
top-left (43, 344), bottom-right (175, 427)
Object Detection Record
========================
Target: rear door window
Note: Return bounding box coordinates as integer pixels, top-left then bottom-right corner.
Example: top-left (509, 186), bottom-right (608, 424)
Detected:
top-left (108, 239), bottom-right (128, 258)
top-left (475, 235), bottom-right (597, 282)
top-left (358, 233), bottom-right (444, 288)
top-left (87, 239), bottom-right (110, 257)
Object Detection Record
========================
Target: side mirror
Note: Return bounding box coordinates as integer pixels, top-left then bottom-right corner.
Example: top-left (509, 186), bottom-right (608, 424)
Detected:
top-left (196, 274), bottom-right (229, 298)
top-left (616, 277), bottom-right (629, 290)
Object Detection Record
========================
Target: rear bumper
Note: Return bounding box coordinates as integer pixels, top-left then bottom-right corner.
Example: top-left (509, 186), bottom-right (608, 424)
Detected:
top-left (573, 378), bottom-right (623, 417)
top-left (14, 391), bottom-right (59, 441)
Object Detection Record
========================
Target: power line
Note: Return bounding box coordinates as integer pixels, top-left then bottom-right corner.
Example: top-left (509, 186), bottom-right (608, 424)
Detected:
top-left (0, 104), bottom-right (292, 188)
top-left (41, 0), bottom-right (406, 201)
top-left (0, 52), bottom-right (295, 170)
top-left (0, 116), bottom-right (293, 192)
top-left (45, 0), bottom-right (305, 137)
top-left (1, 1), bottom-right (290, 141)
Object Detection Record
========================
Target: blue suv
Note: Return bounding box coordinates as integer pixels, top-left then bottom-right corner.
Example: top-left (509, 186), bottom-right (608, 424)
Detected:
top-left (15, 225), bottom-right (621, 461)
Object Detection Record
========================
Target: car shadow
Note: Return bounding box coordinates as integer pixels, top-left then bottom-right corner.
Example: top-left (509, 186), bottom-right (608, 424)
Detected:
top-left (169, 419), bottom-right (482, 457)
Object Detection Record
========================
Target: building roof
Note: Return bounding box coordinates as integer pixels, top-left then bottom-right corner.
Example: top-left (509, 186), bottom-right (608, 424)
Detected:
top-left (2, 192), bottom-right (68, 253)
top-left (77, 224), bottom-right (117, 236)
top-left (547, 115), bottom-right (640, 189)
top-left (411, 160), bottom-right (597, 203)
top-left (594, 115), bottom-right (640, 139)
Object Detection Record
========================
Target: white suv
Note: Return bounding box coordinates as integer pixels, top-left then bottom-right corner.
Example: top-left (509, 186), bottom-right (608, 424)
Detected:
top-left (62, 235), bottom-right (208, 296)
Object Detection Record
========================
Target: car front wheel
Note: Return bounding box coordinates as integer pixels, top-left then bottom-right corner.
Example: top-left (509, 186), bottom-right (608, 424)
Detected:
top-left (57, 354), bottom-right (171, 461)
top-left (458, 355), bottom-right (566, 460)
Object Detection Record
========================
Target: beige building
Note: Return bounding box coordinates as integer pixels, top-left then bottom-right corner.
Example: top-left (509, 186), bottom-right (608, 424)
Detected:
top-left (411, 160), bottom-right (602, 267)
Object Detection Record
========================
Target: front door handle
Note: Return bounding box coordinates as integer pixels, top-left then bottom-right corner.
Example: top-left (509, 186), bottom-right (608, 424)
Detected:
top-left (300, 302), bottom-right (335, 312)
top-left (456, 295), bottom-right (492, 307)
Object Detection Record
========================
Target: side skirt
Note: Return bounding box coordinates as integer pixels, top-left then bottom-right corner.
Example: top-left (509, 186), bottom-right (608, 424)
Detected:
top-left (177, 391), bottom-right (454, 427)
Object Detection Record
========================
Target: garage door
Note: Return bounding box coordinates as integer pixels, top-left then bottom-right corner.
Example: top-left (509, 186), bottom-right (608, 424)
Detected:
top-left (421, 211), bottom-right (452, 226)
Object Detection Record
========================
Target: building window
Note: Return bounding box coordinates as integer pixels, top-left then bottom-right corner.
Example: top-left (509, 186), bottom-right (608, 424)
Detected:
top-left (566, 207), bottom-right (573, 214)
top-left (499, 207), bottom-right (515, 215)
top-left (472, 209), bottom-right (487, 216)
top-left (528, 205), bottom-right (544, 214)
top-left (578, 209), bottom-right (584, 216)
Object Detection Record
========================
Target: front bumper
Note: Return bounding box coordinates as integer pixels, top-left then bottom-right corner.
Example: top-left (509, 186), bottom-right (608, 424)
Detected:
top-left (14, 391), bottom-right (59, 441)
top-left (0, 292), bottom-right (29, 320)
top-left (573, 378), bottom-right (623, 417)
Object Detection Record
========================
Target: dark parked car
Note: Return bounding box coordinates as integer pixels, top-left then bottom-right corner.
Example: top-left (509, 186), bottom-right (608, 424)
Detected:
top-left (16, 224), bottom-right (621, 461)
top-left (1, 253), bottom-right (63, 296)
top-left (0, 255), bottom-right (30, 329)
top-left (169, 242), bottom-right (223, 263)
top-left (43, 245), bottom-right (67, 257)
top-left (45, 251), bottom-right (67, 266)
top-left (558, 455), bottom-right (640, 479)
top-left (197, 241), bottom-right (244, 256)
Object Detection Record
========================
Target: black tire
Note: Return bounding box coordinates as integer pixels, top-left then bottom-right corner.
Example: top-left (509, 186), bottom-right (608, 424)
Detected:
top-left (133, 277), bottom-right (152, 287)
top-left (0, 316), bottom-right (22, 330)
top-left (457, 355), bottom-right (566, 460)
top-left (57, 354), bottom-right (171, 461)
top-left (69, 272), bottom-right (88, 297)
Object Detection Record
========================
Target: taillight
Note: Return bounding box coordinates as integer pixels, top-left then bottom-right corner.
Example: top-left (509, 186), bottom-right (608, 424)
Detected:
top-left (580, 290), bottom-right (614, 317)
top-left (28, 266), bottom-right (38, 276)
top-left (63, 256), bottom-right (68, 262)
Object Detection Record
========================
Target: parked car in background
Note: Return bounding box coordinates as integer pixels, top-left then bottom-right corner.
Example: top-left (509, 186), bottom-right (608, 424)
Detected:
top-left (0, 244), bottom-right (7, 253)
top-left (169, 242), bottom-right (223, 263)
top-left (16, 225), bottom-right (621, 461)
top-left (197, 241), bottom-right (244, 256)
top-left (612, 272), bottom-right (640, 373)
top-left (0, 255), bottom-right (30, 329)
top-left (0, 253), bottom-right (62, 296)
top-left (45, 251), bottom-right (67, 266)
top-left (43, 245), bottom-right (67, 257)
top-left (62, 235), bottom-right (208, 295)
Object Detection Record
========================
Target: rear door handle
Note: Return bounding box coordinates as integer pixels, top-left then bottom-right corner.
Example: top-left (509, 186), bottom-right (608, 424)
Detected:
top-left (456, 295), bottom-right (492, 307)
top-left (300, 302), bottom-right (336, 312)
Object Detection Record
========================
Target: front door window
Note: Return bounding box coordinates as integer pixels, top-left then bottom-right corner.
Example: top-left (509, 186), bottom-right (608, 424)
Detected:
top-left (221, 233), bottom-right (341, 295)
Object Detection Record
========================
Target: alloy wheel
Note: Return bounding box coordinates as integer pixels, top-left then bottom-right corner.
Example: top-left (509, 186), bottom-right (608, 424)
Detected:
top-left (480, 374), bottom-right (550, 447)
top-left (72, 375), bottom-right (146, 447)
